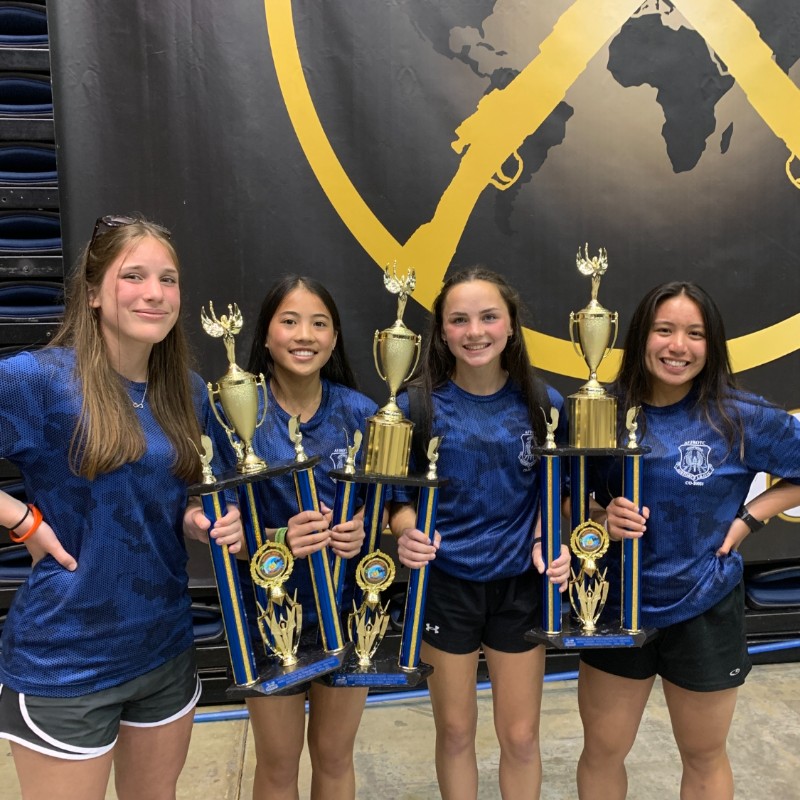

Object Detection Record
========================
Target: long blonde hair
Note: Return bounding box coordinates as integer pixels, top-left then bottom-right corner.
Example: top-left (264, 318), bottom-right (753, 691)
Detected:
top-left (51, 217), bottom-right (202, 481)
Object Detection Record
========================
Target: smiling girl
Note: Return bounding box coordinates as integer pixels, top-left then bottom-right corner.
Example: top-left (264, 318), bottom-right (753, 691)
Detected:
top-left (0, 215), bottom-right (243, 800)
top-left (576, 281), bottom-right (800, 800)
top-left (241, 276), bottom-right (377, 800)
top-left (390, 267), bottom-right (570, 800)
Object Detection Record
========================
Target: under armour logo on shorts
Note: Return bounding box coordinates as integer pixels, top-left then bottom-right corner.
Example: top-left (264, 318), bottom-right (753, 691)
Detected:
top-left (425, 623), bottom-right (439, 634)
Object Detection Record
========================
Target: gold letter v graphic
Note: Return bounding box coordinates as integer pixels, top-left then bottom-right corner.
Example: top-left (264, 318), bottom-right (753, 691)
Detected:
top-left (266, 0), bottom-right (800, 375)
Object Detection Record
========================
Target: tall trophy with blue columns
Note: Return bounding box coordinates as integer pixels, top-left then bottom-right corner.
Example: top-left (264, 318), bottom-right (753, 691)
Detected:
top-left (191, 303), bottom-right (345, 697)
top-left (326, 265), bottom-right (441, 687)
top-left (528, 247), bottom-right (653, 649)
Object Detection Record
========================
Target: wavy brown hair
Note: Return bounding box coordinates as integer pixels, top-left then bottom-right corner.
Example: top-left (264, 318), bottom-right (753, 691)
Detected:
top-left (51, 216), bottom-right (202, 481)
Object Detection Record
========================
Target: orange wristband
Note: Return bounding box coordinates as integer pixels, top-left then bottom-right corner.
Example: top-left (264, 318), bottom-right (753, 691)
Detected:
top-left (9, 504), bottom-right (43, 543)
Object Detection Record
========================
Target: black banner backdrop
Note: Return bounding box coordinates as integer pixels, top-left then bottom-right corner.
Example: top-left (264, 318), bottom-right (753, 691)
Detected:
top-left (49, 0), bottom-right (800, 560)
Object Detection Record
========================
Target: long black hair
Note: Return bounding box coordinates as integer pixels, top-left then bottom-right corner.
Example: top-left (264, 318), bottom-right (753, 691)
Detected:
top-left (408, 267), bottom-right (549, 445)
top-left (614, 281), bottom-right (743, 451)
top-left (246, 275), bottom-right (357, 389)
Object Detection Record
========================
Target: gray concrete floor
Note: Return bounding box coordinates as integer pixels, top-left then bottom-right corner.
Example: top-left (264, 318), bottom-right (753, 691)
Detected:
top-left (1, 661), bottom-right (799, 798)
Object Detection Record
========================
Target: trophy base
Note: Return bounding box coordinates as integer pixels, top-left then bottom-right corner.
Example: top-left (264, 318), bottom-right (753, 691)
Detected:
top-left (364, 416), bottom-right (413, 477)
top-left (568, 393), bottom-right (617, 448)
top-left (321, 652), bottom-right (433, 688)
top-left (526, 623), bottom-right (658, 649)
top-left (226, 643), bottom-right (353, 698)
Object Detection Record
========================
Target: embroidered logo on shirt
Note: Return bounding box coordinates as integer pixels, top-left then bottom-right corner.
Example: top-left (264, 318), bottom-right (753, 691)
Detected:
top-left (329, 448), bottom-right (347, 472)
top-left (518, 430), bottom-right (536, 471)
top-left (675, 441), bottom-right (714, 485)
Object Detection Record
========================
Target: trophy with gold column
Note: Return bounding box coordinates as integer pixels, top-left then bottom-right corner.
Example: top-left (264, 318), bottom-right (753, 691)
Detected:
top-left (568, 245), bottom-right (618, 448)
top-left (193, 302), bottom-right (343, 696)
top-left (202, 302), bottom-right (268, 474)
top-left (328, 436), bottom-right (441, 687)
top-left (364, 264), bottom-right (421, 477)
top-left (527, 247), bottom-right (653, 649)
top-left (324, 265), bottom-right (438, 687)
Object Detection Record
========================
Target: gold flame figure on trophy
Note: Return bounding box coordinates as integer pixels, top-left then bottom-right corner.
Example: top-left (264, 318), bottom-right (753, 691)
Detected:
top-left (364, 264), bottom-right (422, 476)
top-left (250, 542), bottom-right (302, 666)
top-left (202, 302), bottom-right (269, 473)
top-left (568, 245), bottom-right (619, 448)
top-left (348, 551), bottom-right (396, 667)
top-left (566, 245), bottom-right (618, 630)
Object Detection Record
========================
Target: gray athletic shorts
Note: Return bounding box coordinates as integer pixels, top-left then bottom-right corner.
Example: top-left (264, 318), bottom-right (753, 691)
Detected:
top-left (0, 647), bottom-right (200, 760)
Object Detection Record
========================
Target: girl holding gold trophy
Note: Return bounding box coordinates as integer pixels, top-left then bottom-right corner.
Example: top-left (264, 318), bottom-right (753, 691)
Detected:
top-left (390, 267), bottom-right (571, 800)
top-left (242, 276), bottom-right (377, 800)
top-left (577, 282), bottom-right (800, 800)
top-left (0, 215), bottom-right (244, 800)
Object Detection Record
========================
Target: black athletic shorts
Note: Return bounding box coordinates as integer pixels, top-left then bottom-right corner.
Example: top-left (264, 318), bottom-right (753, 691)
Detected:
top-left (581, 581), bottom-right (751, 692)
top-left (422, 566), bottom-right (541, 655)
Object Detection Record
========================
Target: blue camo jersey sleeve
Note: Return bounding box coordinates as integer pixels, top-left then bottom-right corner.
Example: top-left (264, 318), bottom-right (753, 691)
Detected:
top-left (0, 351), bottom-right (51, 461)
top-left (740, 394), bottom-right (800, 483)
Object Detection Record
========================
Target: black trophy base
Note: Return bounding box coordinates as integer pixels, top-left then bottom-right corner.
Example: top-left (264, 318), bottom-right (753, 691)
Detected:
top-left (526, 623), bottom-right (658, 649)
top-left (322, 653), bottom-right (433, 688)
top-left (226, 643), bottom-right (352, 698)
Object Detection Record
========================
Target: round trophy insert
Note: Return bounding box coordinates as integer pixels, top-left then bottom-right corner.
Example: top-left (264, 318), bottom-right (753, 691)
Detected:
top-left (355, 551), bottom-right (396, 595)
top-left (250, 541), bottom-right (294, 589)
top-left (570, 519), bottom-right (610, 562)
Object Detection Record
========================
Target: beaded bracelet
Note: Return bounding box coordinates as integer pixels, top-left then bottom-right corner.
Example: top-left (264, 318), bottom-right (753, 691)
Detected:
top-left (9, 504), bottom-right (43, 544)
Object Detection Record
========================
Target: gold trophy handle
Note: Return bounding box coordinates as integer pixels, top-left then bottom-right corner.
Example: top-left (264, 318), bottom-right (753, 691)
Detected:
top-left (568, 312), bottom-right (585, 361)
top-left (207, 382), bottom-right (235, 437)
top-left (372, 330), bottom-right (389, 384)
top-left (404, 337), bottom-right (422, 384)
top-left (603, 312), bottom-right (619, 361)
top-left (255, 373), bottom-right (268, 429)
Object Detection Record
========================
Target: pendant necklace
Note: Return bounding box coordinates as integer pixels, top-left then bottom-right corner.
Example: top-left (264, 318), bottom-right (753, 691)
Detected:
top-left (132, 377), bottom-right (149, 409)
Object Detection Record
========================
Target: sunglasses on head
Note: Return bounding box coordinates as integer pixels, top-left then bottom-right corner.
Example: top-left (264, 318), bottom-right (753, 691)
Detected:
top-left (89, 214), bottom-right (171, 253)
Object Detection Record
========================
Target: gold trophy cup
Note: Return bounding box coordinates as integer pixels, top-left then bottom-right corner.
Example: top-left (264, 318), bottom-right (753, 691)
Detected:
top-left (568, 245), bottom-right (619, 448)
top-left (364, 265), bottom-right (422, 476)
top-left (202, 302), bottom-right (268, 473)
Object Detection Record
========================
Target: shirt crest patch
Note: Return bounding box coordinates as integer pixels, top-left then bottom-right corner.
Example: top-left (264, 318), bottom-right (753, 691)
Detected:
top-left (675, 440), bottom-right (714, 485)
top-left (329, 447), bottom-right (347, 472)
top-left (518, 430), bottom-right (536, 471)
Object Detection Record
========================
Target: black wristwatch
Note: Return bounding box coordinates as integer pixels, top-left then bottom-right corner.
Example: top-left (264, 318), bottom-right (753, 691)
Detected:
top-left (736, 504), bottom-right (766, 533)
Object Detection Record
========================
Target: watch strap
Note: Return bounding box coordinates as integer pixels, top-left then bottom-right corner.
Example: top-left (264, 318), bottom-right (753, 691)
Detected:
top-left (737, 504), bottom-right (766, 533)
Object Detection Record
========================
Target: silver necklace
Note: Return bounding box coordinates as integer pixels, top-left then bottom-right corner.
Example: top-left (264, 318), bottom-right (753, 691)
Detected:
top-left (132, 378), bottom-right (149, 409)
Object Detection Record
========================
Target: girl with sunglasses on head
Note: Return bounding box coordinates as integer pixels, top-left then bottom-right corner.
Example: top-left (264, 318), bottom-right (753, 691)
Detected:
top-left (389, 267), bottom-right (571, 800)
top-left (0, 215), bottom-right (244, 800)
top-left (576, 282), bottom-right (800, 800)
top-left (238, 276), bottom-right (376, 800)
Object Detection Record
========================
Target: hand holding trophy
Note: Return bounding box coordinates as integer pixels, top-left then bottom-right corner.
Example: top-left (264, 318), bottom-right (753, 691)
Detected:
top-left (327, 265), bottom-right (441, 687)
